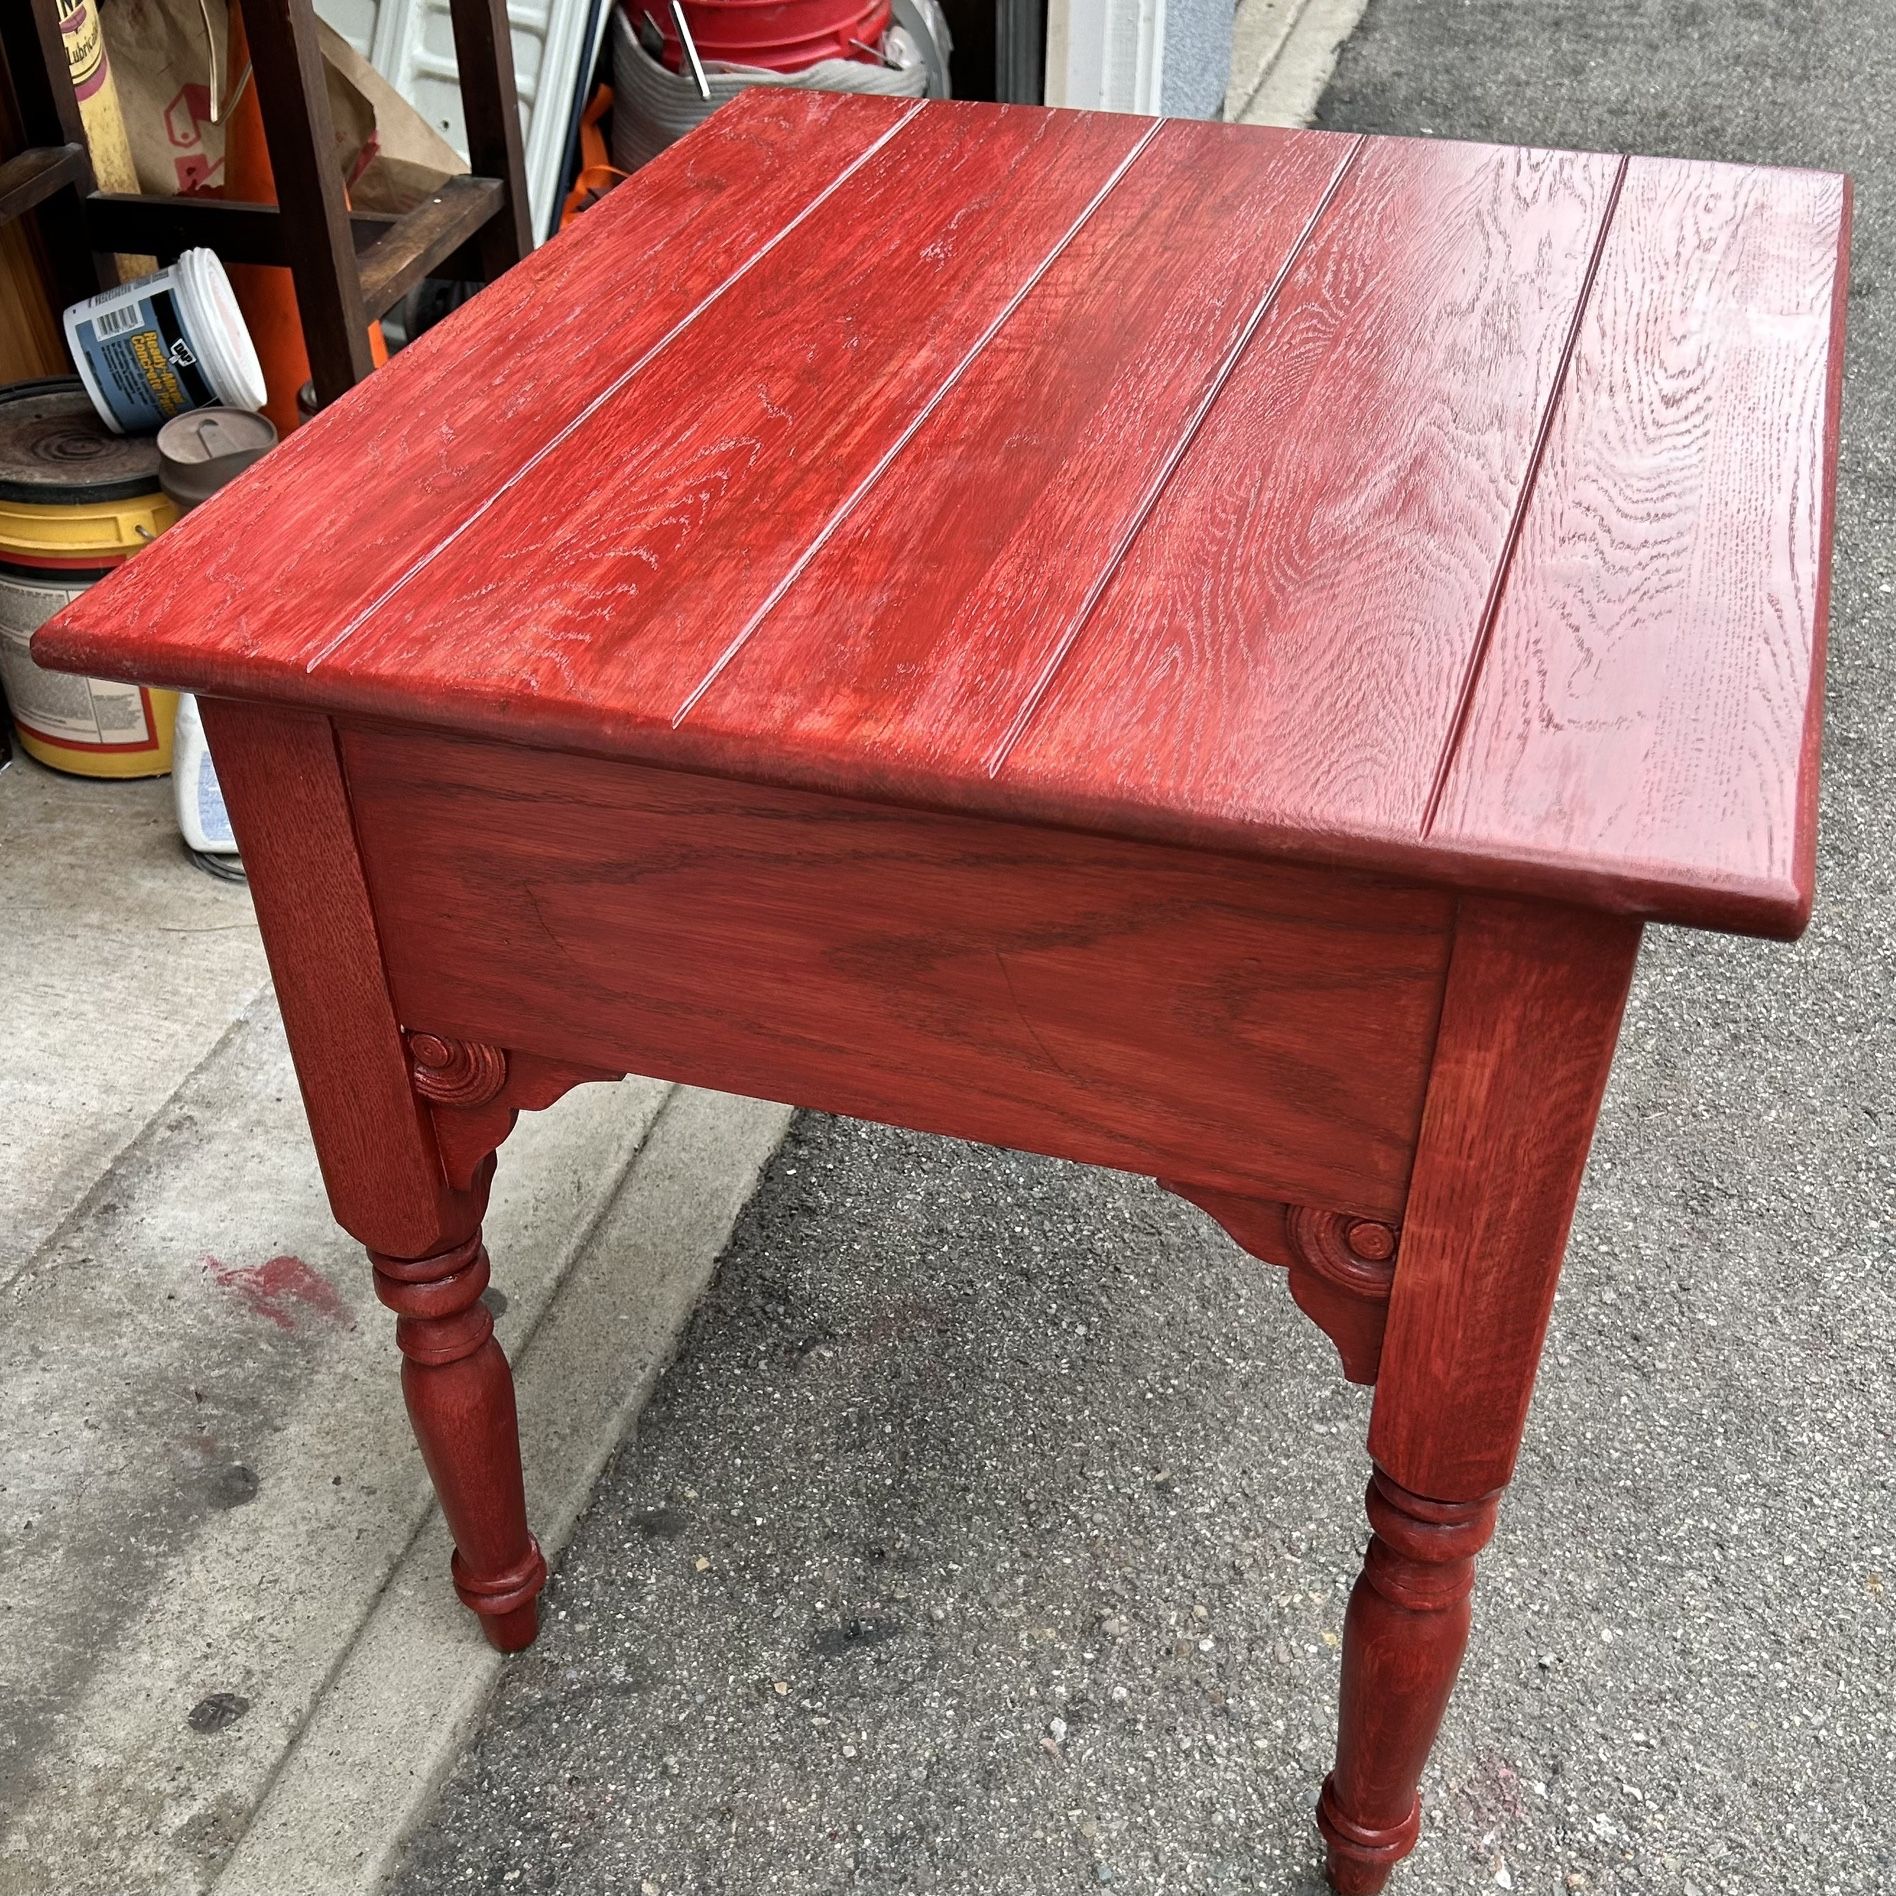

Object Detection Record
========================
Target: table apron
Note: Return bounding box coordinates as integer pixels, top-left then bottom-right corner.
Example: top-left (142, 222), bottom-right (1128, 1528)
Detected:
top-left (341, 726), bottom-right (1456, 1221)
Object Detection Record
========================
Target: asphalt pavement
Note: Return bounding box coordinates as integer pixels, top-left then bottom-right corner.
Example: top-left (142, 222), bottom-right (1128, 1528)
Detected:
top-left (391, 3), bottom-right (1896, 1890)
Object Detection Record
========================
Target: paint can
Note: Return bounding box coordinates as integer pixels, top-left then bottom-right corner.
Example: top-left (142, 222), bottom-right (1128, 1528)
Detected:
top-left (63, 249), bottom-right (266, 436)
top-left (0, 379), bottom-right (179, 777)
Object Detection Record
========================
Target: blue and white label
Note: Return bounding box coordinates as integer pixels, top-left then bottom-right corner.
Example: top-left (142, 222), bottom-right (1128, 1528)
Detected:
top-left (195, 748), bottom-right (234, 847)
top-left (67, 281), bottom-right (216, 433)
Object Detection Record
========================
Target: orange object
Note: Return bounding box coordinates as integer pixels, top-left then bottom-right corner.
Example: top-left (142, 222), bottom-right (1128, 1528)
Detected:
top-left (223, 1), bottom-right (388, 433)
top-left (560, 86), bottom-right (627, 231)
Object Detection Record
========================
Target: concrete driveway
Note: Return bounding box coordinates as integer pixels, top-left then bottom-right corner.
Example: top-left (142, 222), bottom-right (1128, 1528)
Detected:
top-left (390, 2), bottom-right (1895, 1893)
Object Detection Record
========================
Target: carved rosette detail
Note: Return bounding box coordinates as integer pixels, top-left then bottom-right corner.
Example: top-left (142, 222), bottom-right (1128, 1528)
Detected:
top-left (1159, 1183), bottom-right (1401, 1387)
top-left (1283, 1208), bottom-right (1400, 1386)
top-left (1284, 1206), bottom-right (1400, 1299)
top-left (406, 1033), bottom-right (509, 1106)
top-left (403, 1032), bottom-right (627, 1194)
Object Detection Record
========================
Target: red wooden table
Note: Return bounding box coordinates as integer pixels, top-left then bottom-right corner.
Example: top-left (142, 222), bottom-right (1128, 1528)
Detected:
top-left (39, 95), bottom-right (1849, 1892)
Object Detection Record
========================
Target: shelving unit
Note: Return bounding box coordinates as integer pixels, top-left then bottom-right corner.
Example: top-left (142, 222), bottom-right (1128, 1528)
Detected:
top-left (0, 0), bottom-right (531, 407)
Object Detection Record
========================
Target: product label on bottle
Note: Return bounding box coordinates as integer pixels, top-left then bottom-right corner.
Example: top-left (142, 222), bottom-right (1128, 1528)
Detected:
top-left (60, 1), bottom-right (112, 104)
top-left (0, 574), bottom-right (155, 749)
top-left (195, 747), bottom-right (234, 845)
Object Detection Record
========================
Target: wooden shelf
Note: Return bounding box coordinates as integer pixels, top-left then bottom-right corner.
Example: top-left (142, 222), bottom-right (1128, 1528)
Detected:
top-left (359, 178), bottom-right (506, 317)
top-left (0, 0), bottom-right (531, 409)
top-left (0, 141), bottom-right (85, 225)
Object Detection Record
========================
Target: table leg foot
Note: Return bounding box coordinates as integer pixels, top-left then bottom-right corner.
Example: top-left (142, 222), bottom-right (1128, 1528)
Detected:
top-left (371, 1231), bottom-right (548, 1650)
top-left (1315, 1782), bottom-right (1415, 1894)
top-left (1316, 1467), bottom-right (1499, 1891)
top-left (475, 1598), bottom-right (540, 1653)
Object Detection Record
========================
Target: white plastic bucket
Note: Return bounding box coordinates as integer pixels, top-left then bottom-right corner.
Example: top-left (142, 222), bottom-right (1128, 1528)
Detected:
top-left (63, 250), bottom-right (266, 436)
top-left (609, 6), bottom-right (943, 171)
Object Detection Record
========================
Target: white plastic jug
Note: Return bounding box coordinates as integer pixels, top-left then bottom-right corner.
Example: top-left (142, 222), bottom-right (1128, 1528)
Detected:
top-left (171, 691), bottom-right (241, 869)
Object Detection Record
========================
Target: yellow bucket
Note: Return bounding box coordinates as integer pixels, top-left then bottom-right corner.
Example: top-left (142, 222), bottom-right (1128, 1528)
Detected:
top-left (0, 379), bottom-right (178, 777)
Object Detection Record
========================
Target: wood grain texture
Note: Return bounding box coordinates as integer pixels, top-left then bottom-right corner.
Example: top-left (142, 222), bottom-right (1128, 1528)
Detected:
top-left (341, 726), bottom-right (1456, 1220)
top-left (371, 1232), bottom-right (547, 1651)
top-left (677, 121), bottom-right (1359, 777)
top-left (1368, 895), bottom-right (1642, 1499)
top-left (239, 0), bottom-right (377, 397)
top-left (357, 176), bottom-right (507, 317)
top-left (1318, 1474), bottom-right (1501, 1892)
top-left (316, 103), bottom-right (1157, 724)
top-left (997, 137), bottom-right (1622, 853)
top-left (1430, 158), bottom-right (1852, 939)
top-left (444, 0), bottom-right (534, 271)
top-left (197, 701), bottom-right (482, 1256)
top-left (34, 104), bottom-right (1850, 936)
top-left (32, 88), bottom-right (919, 697)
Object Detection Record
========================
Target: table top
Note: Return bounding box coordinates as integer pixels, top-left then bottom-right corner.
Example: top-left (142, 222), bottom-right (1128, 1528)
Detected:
top-left (40, 95), bottom-right (1849, 937)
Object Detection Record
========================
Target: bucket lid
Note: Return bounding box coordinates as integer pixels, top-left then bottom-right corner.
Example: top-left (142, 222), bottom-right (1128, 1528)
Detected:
top-left (175, 250), bottom-right (269, 417)
top-left (0, 378), bottom-right (166, 506)
top-left (157, 406), bottom-right (279, 512)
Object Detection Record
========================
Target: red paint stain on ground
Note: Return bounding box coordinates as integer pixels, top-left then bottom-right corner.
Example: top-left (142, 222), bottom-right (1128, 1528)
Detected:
top-left (203, 1255), bottom-right (350, 1331)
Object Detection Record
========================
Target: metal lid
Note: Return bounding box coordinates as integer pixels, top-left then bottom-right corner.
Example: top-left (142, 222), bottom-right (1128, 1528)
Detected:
top-left (0, 378), bottom-right (166, 506)
top-left (157, 407), bottom-right (280, 512)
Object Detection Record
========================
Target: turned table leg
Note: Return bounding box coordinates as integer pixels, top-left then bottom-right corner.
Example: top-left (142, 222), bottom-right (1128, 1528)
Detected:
top-left (201, 700), bottom-right (550, 1650)
top-left (1317, 1474), bottom-right (1499, 1890)
top-left (371, 1232), bottom-right (547, 1650)
top-left (1316, 896), bottom-right (1643, 1891)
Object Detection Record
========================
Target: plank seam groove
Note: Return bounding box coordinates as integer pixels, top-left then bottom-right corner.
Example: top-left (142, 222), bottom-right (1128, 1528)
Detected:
top-left (980, 132), bottom-right (1370, 779)
top-left (1418, 151), bottom-right (1631, 837)
top-left (669, 115), bottom-right (1171, 729)
top-left (300, 98), bottom-right (929, 677)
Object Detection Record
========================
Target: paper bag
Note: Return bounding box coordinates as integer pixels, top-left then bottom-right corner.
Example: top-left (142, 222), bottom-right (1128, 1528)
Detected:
top-left (101, 0), bottom-right (464, 211)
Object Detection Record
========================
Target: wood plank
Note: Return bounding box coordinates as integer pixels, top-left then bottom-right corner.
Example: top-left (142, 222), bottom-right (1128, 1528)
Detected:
top-left (1369, 896), bottom-right (1641, 1499)
top-left (996, 138), bottom-right (1624, 854)
top-left (357, 177), bottom-right (506, 317)
top-left (444, 0), bottom-right (533, 267)
top-left (83, 192), bottom-right (419, 264)
top-left (342, 726), bottom-right (1456, 1220)
top-left (32, 106), bottom-right (1850, 938)
top-left (0, 144), bottom-right (87, 225)
top-left (242, 0), bottom-right (378, 398)
top-left (196, 701), bottom-right (482, 1256)
top-left (31, 88), bottom-right (921, 696)
top-left (676, 122), bottom-right (1360, 788)
top-left (313, 104), bottom-right (1157, 731)
top-left (1428, 158), bottom-right (1851, 938)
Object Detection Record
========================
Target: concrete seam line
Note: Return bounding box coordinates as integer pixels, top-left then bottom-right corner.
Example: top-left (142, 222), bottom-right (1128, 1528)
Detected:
top-left (1229, 0), bottom-right (1371, 127)
top-left (202, 1077), bottom-right (682, 1868)
top-left (1225, 0), bottom-right (1316, 120)
top-left (0, 977), bottom-right (273, 1297)
top-left (208, 1087), bottom-right (794, 1896)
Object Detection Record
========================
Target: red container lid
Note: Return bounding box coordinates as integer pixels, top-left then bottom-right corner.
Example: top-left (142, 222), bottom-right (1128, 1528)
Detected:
top-left (629, 0), bottom-right (893, 74)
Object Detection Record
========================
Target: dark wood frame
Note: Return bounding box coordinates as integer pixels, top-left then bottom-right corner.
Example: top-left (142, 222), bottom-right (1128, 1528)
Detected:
top-left (0, 0), bottom-right (530, 407)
